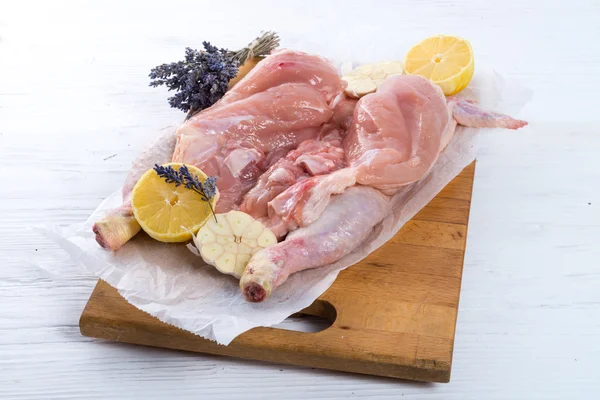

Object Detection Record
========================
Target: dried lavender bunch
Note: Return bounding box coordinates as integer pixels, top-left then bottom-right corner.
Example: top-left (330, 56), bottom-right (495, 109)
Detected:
top-left (150, 32), bottom-right (280, 117)
top-left (153, 164), bottom-right (218, 220)
top-left (149, 42), bottom-right (238, 114)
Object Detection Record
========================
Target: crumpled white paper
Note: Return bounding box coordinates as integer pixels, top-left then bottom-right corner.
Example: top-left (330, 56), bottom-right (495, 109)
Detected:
top-left (38, 66), bottom-right (531, 345)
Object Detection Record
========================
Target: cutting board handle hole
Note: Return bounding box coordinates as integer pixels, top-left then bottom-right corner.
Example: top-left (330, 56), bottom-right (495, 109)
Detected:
top-left (271, 300), bottom-right (336, 333)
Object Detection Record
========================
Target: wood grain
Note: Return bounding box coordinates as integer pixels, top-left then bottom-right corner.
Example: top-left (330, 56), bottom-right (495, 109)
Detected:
top-left (79, 163), bottom-right (475, 383)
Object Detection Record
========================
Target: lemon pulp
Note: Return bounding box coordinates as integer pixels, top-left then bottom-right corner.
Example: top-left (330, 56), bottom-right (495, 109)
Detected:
top-left (404, 35), bottom-right (474, 95)
top-left (131, 163), bottom-right (217, 243)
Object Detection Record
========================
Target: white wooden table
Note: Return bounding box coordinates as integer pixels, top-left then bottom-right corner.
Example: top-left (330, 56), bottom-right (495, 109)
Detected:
top-left (1, 1), bottom-right (599, 398)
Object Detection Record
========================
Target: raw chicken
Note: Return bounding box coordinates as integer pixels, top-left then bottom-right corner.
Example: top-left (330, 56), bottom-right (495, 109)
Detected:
top-left (174, 82), bottom-right (335, 211)
top-left (240, 75), bottom-right (528, 301)
top-left (344, 75), bottom-right (451, 194)
top-left (266, 168), bottom-right (356, 237)
top-left (346, 76), bottom-right (527, 194)
top-left (219, 49), bottom-right (344, 106)
top-left (265, 76), bottom-right (529, 234)
top-left (239, 128), bottom-right (346, 223)
top-left (240, 185), bottom-right (390, 302)
top-left (263, 76), bottom-right (452, 236)
top-left (94, 50), bottom-right (345, 250)
top-left (239, 96), bottom-right (357, 235)
top-left (93, 48), bottom-right (528, 304)
top-left (174, 50), bottom-right (345, 212)
top-left (330, 95), bottom-right (358, 130)
top-left (448, 97), bottom-right (528, 130)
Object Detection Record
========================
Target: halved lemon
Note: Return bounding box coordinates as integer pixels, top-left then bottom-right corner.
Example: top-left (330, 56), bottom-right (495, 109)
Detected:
top-left (404, 35), bottom-right (474, 96)
top-left (131, 163), bottom-right (217, 243)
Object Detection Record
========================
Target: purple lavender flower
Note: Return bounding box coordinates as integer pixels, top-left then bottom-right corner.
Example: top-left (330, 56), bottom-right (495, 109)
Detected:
top-left (149, 42), bottom-right (239, 115)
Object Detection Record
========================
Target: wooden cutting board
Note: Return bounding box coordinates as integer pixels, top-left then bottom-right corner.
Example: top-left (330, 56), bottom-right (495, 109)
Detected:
top-left (80, 162), bottom-right (475, 383)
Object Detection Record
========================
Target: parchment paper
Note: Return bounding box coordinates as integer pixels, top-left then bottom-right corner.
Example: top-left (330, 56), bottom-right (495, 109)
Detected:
top-left (38, 66), bottom-right (531, 345)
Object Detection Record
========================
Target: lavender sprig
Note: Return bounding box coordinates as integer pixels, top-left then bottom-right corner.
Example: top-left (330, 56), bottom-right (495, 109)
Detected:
top-left (149, 42), bottom-right (239, 116)
top-left (153, 164), bottom-right (218, 221)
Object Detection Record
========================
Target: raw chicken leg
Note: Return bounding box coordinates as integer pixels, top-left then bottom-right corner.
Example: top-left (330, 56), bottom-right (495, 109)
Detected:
top-left (240, 185), bottom-right (390, 302)
top-left (241, 75), bottom-right (528, 300)
top-left (92, 128), bottom-right (178, 249)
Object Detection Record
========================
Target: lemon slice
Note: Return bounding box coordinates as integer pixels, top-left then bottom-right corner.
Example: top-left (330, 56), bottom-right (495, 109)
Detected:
top-left (404, 35), bottom-right (474, 95)
top-left (131, 163), bottom-right (217, 243)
